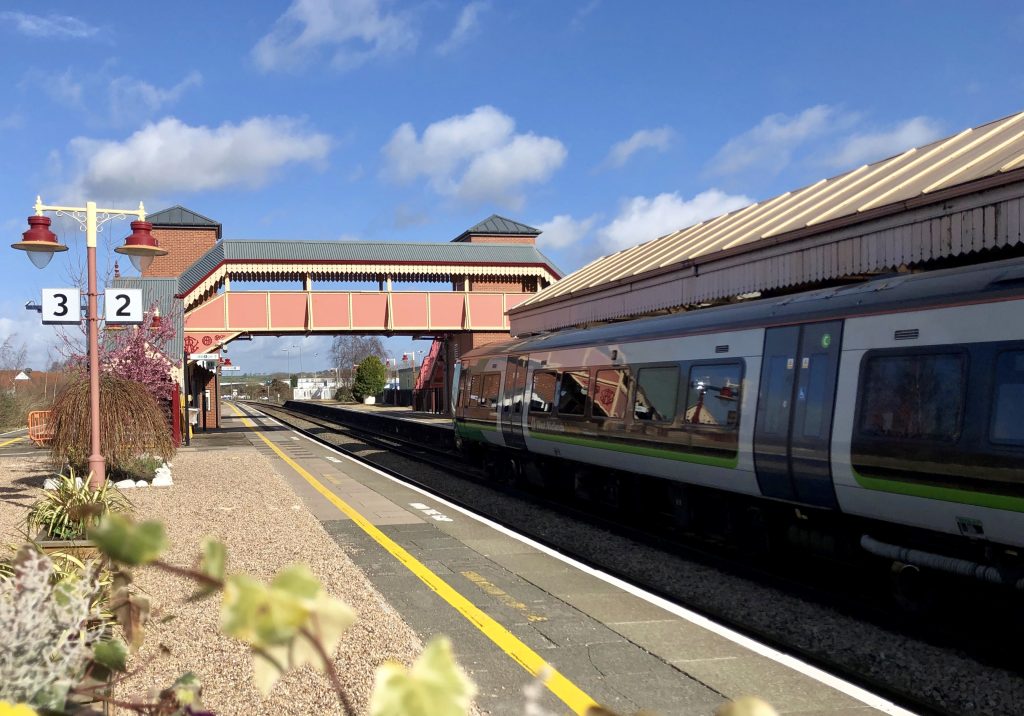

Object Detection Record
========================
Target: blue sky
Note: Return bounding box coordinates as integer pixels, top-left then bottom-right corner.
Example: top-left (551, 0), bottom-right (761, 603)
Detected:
top-left (1, 1), bottom-right (1022, 373)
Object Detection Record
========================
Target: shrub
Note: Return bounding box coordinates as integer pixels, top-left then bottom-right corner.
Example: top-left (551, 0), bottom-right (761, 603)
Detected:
top-left (352, 356), bottom-right (387, 401)
top-left (0, 548), bottom-right (109, 710)
top-left (49, 374), bottom-right (175, 479)
top-left (26, 469), bottom-right (130, 541)
top-left (333, 386), bottom-right (353, 402)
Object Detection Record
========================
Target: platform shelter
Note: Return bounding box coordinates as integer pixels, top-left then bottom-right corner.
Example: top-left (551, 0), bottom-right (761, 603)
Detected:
top-left (510, 111), bottom-right (1024, 335)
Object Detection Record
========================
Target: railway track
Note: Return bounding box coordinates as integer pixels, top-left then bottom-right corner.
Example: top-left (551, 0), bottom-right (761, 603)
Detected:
top-left (239, 400), bottom-right (1024, 715)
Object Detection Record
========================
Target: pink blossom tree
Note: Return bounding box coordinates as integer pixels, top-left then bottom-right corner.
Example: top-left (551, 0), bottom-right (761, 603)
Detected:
top-left (65, 304), bottom-right (179, 402)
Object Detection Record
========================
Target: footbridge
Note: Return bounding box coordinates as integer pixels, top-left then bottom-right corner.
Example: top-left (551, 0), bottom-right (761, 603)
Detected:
top-left (179, 236), bottom-right (559, 352)
top-left (129, 208), bottom-right (560, 428)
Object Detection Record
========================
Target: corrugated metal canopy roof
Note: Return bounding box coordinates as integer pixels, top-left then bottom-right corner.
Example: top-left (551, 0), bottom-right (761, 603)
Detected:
top-left (177, 239), bottom-right (562, 296)
top-left (109, 277), bottom-right (183, 364)
top-left (515, 110), bottom-right (1024, 311)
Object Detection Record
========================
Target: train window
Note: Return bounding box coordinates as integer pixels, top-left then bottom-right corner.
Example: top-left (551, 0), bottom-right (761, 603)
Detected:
top-left (801, 354), bottom-right (829, 437)
top-left (858, 352), bottom-right (964, 440)
top-left (459, 372), bottom-right (472, 408)
top-left (759, 355), bottom-right (792, 436)
top-left (481, 373), bottom-right (501, 411)
top-left (557, 370), bottom-right (590, 416)
top-left (685, 363), bottom-right (741, 428)
top-left (468, 374), bottom-right (482, 408)
top-left (991, 351), bottom-right (1024, 446)
top-left (634, 366), bottom-right (678, 422)
top-left (593, 369), bottom-right (629, 419)
top-left (530, 370), bottom-right (557, 413)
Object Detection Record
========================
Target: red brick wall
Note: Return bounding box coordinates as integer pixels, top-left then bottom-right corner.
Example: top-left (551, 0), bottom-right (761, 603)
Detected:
top-left (456, 234), bottom-right (537, 245)
top-left (202, 370), bottom-right (219, 429)
top-left (144, 226), bottom-right (218, 278)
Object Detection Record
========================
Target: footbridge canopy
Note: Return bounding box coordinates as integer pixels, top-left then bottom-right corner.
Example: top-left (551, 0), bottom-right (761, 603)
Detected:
top-left (175, 225), bottom-right (561, 351)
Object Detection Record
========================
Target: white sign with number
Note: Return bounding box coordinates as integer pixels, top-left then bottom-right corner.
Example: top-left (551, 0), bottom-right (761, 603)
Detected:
top-left (42, 288), bottom-right (81, 325)
top-left (104, 288), bottom-right (143, 325)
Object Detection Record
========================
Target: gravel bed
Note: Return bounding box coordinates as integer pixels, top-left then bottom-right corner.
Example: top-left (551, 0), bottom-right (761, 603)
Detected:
top-left (262, 405), bottom-right (1024, 716)
top-left (0, 447), bottom-right (429, 715)
top-left (0, 454), bottom-right (51, 546)
top-left (112, 446), bottom-right (425, 715)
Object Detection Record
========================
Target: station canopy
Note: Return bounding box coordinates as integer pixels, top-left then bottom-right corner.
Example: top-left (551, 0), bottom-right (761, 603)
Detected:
top-left (510, 110), bottom-right (1024, 334)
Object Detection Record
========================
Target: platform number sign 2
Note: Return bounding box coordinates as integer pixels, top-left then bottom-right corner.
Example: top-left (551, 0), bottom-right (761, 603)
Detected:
top-left (104, 288), bottom-right (143, 325)
top-left (41, 288), bottom-right (82, 325)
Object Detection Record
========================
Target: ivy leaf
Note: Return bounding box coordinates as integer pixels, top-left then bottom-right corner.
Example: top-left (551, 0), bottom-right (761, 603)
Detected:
top-left (369, 637), bottom-right (476, 716)
top-left (171, 672), bottom-right (202, 706)
top-left (93, 638), bottom-right (129, 672)
top-left (192, 537), bottom-right (226, 599)
top-left (112, 585), bottom-right (151, 651)
top-left (270, 564), bottom-right (320, 600)
top-left (88, 514), bottom-right (166, 565)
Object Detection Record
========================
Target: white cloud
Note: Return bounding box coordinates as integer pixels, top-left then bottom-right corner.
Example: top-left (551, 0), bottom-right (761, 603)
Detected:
top-left (536, 214), bottom-right (598, 250)
top-left (0, 311), bottom-right (61, 368)
top-left (1, 11), bottom-right (98, 38)
top-left (253, 0), bottom-right (417, 72)
top-left (602, 127), bottom-right (673, 169)
top-left (109, 71), bottom-right (203, 119)
top-left (65, 116), bottom-right (331, 200)
top-left (708, 105), bottom-right (852, 176)
top-left (437, 2), bottom-right (486, 54)
top-left (26, 67), bottom-right (201, 126)
top-left (826, 116), bottom-right (944, 168)
top-left (382, 106), bottom-right (567, 207)
top-left (570, 0), bottom-right (600, 31)
top-left (597, 189), bottom-right (752, 252)
top-left (39, 69), bottom-right (84, 107)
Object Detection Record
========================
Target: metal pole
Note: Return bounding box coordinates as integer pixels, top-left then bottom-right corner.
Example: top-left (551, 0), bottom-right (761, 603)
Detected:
top-left (85, 201), bottom-right (105, 488)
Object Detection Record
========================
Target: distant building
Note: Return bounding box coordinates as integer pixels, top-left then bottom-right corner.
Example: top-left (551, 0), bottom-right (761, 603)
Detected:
top-left (292, 376), bottom-right (338, 400)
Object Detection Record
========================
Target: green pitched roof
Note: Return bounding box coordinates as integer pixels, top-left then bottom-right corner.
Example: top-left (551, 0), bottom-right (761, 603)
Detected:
top-left (453, 214), bottom-right (541, 241)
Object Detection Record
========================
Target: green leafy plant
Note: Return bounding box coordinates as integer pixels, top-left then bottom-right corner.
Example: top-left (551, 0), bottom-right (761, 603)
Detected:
top-left (26, 469), bottom-right (130, 541)
top-left (0, 547), bottom-right (113, 711)
top-left (48, 374), bottom-right (175, 479)
top-left (353, 356), bottom-right (387, 401)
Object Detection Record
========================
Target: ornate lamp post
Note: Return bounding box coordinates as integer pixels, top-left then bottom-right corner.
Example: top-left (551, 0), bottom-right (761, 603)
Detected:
top-left (11, 197), bottom-right (167, 488)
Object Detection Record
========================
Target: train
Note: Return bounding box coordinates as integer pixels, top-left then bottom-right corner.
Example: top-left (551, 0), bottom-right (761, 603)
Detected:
top-left (453, 255), bottom-right (1024, 590)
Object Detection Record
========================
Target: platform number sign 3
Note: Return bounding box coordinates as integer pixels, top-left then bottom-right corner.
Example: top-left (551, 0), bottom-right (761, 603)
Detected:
top-left (104, 288), bottom-right (143, 325)
top-left (41, 288), bottom-right (82, 325)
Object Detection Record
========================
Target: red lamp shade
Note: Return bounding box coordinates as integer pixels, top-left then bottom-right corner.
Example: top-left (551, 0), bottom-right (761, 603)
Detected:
top-left (12, 216), bottom-right (68, 269)
top-left (115, 221), bottom-right (167, 273)
top-left (150, 306), bottom-right (162, 329)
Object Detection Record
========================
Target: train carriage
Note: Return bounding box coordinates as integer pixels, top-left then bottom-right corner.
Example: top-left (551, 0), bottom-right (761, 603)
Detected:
top-left (454, 256), bottom-right (1024, 582)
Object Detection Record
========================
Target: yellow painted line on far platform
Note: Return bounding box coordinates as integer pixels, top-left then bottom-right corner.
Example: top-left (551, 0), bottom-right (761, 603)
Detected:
top-left (226, 402), bottom-right (598, 715)
top-left (0, 436), bottom-right (24, 448)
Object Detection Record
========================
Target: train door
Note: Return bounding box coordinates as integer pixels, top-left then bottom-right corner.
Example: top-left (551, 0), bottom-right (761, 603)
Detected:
top-left (499, 355), bottom-right (529, 449)
top-left (753, 321), bottom-right (842, 508)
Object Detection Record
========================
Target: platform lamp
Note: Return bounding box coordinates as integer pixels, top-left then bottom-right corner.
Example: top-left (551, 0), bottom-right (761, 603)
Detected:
top-left (11, 197), bottom-right (167, 489)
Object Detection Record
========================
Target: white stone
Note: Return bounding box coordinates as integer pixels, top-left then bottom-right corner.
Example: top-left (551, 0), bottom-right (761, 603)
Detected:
top-left (152, 474), bottom-right (173, 487)
top-left (43, 478), bottom-right (59, 490)
top-left (363, 396), bottom-right (376, 405)
top-left (135, 480), bottom-right (149, 488)
top-left (74, 477), bottom-right (84, 488)
top-left (114, 479), bottom-right (136, 489)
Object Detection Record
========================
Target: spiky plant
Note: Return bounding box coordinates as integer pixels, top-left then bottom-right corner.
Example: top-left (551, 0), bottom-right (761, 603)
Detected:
top-left (48, 373), bottom-right (175, 480)
top-left (26, 469), bottom-right (130, 541)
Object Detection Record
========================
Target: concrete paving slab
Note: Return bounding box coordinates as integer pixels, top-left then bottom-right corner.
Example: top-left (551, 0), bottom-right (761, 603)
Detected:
top-left (677, 654), bottom-right (865, 713)
top-left (566, 591), bottom-right (678, 624)
top-left (610, 619), bottom-right (750, 661)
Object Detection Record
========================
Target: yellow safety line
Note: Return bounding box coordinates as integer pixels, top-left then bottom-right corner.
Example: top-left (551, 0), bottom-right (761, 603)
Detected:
top-left (0, 436), bottom-right (24, 448)
top-left (227, 402), bottom-right (598, 714)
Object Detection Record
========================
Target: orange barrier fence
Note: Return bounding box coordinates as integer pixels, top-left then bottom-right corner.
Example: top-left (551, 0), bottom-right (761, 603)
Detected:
top-left (28, 410), bottom-right (53, 447)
